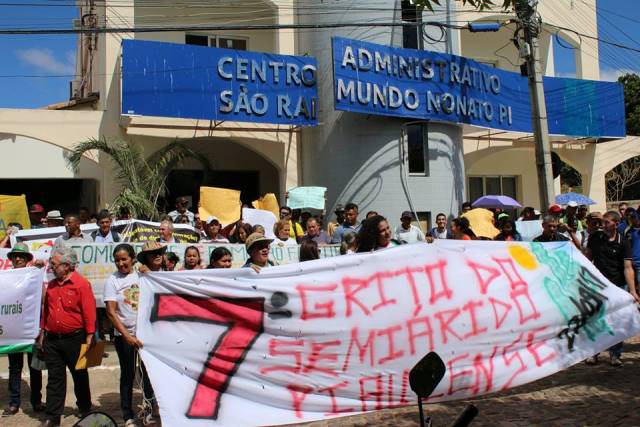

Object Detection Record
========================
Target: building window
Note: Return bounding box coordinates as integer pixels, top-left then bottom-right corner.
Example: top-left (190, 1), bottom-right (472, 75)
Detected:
top-left (401, 0), bottom-right (421, 49)
top-left (404, 122), bottom-right (429, 176)
top-left (185, 34), bottom-right (248, 50)
top-left (468, 176), bottom-right (518, 202)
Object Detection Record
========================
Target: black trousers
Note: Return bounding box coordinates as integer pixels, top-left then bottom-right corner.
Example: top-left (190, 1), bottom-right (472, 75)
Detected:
top-left (114, 336), bottom-right (155, 421)
top-left (43, 331), bottom-right (92, 421)
top-left (7, 352), bottom-right (42, 408)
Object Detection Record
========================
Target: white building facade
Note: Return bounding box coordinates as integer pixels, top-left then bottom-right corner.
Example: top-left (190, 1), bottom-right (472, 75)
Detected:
top-left (0, 0), bottom-right (634, 222)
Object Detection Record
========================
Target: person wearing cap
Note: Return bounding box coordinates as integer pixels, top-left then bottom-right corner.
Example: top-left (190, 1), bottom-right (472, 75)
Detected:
top-left (517, 207), bottom-right (537, 222)
top-left (45, 210), bottom-right (64, 228)
top-left (394, 211), bottom-right (425, 244)
top-left (279, 206), bottom-right (304, 242)
top-left (242, 233), bottom-right (275, 273)
top-left (2, 244), bottom-right (45, 417)
top-left (331, 202), bottom-right (362, 244)
top-left (533, 215), bottom-right (570, 242)
top-left (137, 242), bottom-right (167, 273)
top-left (201, 216), bottom-right (229, 243)
top-left (39, 246), bottom-right (96, 426)
top-left (168, 197), bottom-right (195, 226)
top-left (29, 204), bottom-right (46, 229)
top-left (548, 204), bottom-right (563, 218)
top-left (327, 204), bottom-right (345, 238)
top-left (53, 213), bottom-right (93, 248)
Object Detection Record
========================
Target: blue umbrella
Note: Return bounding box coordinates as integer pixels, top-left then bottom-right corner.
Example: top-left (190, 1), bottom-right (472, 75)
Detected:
top-left (555, 192), bottom-right (596, 206)
top-left (472, 195), bottom-right (522, 209)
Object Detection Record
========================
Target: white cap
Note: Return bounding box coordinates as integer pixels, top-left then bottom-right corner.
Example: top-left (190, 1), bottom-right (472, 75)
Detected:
top-left (567, 201), bottom-right (578, 208)
top-left (206, 215), bottom-right (220, 224)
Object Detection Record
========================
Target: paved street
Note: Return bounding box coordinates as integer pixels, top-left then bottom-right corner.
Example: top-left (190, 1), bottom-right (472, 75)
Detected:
top-left (2, 337), bottom-right (640, 427)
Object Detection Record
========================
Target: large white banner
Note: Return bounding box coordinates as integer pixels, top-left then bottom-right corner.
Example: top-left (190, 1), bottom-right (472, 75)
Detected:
top-left (137, 241), bottom-right (640, 426)
top-left (0, 267), bottom-right (44, 353)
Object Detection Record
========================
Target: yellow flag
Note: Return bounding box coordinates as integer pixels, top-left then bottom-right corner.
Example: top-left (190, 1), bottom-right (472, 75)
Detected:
top-left (198, 186), bottom-right (241, 226)
top-left (0, 194), bottom-right (31, 238)
top-left (252, 193), bottom-right (280, 218)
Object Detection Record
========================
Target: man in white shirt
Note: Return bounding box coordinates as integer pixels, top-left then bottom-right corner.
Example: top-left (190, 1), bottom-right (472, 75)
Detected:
top-left (394, 211), bottom-right (425, 244)
top-left (53, 213), bottom-right (93, 248)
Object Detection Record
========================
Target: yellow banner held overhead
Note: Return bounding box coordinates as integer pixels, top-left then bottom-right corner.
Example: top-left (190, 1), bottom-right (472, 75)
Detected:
top-left (199, 186), bottom-right (241, 226)
top-left (0, 195), bottom-right (31, 238)
top-left (252, 193), bottom-right (280, 218)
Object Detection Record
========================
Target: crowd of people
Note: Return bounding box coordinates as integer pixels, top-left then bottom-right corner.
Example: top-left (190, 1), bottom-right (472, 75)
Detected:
top-left (3, 195), bottom-right (640, 426)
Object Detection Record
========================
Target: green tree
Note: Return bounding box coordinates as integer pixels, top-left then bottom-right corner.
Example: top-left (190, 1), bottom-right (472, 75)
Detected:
top-left (411, 0), bottom-right (513, 12)
top-left (67, 138), bottom-right (211, 220)
top-left (619, 73), bottom-right (640, 136)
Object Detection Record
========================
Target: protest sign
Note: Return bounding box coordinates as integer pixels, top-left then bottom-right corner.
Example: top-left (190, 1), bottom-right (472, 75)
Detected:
top-left (0, 194), bottom-right (31, 238)
top-left (252, 193), bottom-right (280, 218)
top-left (0, 267), bottom-right (44, 354)
top-left (287, 186), bottom-right (327, 210)
top-left (242, 208), bottom-right (277, 238)
top-left (516, 220), bottom-right (544, 242)
top-left (199, 187), bottom-right (241, 226)
top-left (137, 241), bottom-right (640, 426)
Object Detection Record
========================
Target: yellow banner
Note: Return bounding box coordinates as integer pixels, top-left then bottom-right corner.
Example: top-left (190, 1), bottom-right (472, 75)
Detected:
top-left (251, 193), bottom-right (280, 218)
top-left (0, 195), bottom-right (31, 238)
top-left (199, 186), bottom-right (241, 226)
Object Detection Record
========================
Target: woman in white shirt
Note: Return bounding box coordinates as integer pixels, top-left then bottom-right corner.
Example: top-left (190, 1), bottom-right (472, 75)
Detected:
top-left (104, 244), bottom-right (156, 427)
top-left (273, 219), bottom-right (298, 247)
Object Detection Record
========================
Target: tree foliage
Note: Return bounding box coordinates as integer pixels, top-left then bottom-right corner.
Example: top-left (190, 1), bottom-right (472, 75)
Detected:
top-left (411, 0), bottom-right (513, 12)
top-left (67, 138), bottom-right (211, 220)
top-left (604, 73), bottom-right (640, 201)
top-left (619, 73), bottom-right (640, 136)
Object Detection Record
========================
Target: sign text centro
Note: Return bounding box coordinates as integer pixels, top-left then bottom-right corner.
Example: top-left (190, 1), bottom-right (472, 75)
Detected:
top-left (331, 37), bottom-right (626, 137)
top-left (121, 39), bottom-right (319, 126)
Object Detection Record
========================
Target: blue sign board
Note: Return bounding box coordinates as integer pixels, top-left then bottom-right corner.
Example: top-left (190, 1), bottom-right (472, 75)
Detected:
top-left (121, 39), bottom-right (318, 126)
top-left (332, 37), bottom-right (625, 138)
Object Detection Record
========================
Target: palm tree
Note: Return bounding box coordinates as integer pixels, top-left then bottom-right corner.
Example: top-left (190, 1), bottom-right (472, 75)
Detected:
top-left (67, 138), bottom-right (211, 220)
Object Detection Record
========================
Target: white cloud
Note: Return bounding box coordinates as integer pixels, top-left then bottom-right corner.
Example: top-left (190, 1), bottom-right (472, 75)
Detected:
top-left (600, 67), bottom-right (639, 82)
top-left (15, 48), bottom-right (75, 74)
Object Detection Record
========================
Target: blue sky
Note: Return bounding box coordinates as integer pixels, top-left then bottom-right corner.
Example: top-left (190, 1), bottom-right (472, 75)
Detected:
top-left (0, 0), bottom-right (638, 108)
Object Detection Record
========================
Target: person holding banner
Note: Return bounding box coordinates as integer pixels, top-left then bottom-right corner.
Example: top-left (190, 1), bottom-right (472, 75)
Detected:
top-left (39, 247), bottom-right (96, 427)
top-left (137, 242), bottom-right (167, 273)
top-left (3, 243), bottom-right (45, 417)
top-left (207, 247), bottom-right (232, 269)
top-left (105, 244), bottom-right (156, 427)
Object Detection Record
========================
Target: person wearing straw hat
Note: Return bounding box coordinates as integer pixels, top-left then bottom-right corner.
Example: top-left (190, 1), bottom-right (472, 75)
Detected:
top-left (242, 233), bottom-right (275, 273)
top-left (137, 242), bottom-right (167, 273)
top-left (2, 244), bottom-right (45, 417)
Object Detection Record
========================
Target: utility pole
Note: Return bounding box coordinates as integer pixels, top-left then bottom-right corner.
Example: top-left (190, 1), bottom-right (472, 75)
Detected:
top-left (514, 0), bottom-right (555, 210)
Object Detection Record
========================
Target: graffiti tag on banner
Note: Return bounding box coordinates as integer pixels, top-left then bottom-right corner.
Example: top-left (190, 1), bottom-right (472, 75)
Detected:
top-left (0, 267), bottom-right (44, 354)
top-left (136, 241), bottom-right (640, 427)
top-left (0, 244), bottom-right (341, 307)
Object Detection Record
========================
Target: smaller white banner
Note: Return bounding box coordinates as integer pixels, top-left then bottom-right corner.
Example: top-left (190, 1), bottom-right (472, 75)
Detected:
top-left (0, 267), bottom-right (44, 350)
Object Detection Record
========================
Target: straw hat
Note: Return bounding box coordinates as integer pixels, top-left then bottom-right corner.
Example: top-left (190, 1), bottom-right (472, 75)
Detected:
top-left (245, 232), bottom-right (273, 252)
top-left (136, 241), bottom-right (167, 264)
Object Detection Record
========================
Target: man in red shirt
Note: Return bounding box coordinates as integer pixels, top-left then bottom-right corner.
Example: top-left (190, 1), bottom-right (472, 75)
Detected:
top-left (37, 247), bottom-right (96, 427)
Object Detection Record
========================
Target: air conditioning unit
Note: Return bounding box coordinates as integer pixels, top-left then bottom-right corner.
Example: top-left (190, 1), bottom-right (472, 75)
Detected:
top-left (70, 79), bottom-right (82, 99)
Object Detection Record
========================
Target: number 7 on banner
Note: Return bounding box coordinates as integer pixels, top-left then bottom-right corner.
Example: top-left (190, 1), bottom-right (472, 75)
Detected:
top-left (150, 294), bottom-right (265, 419)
